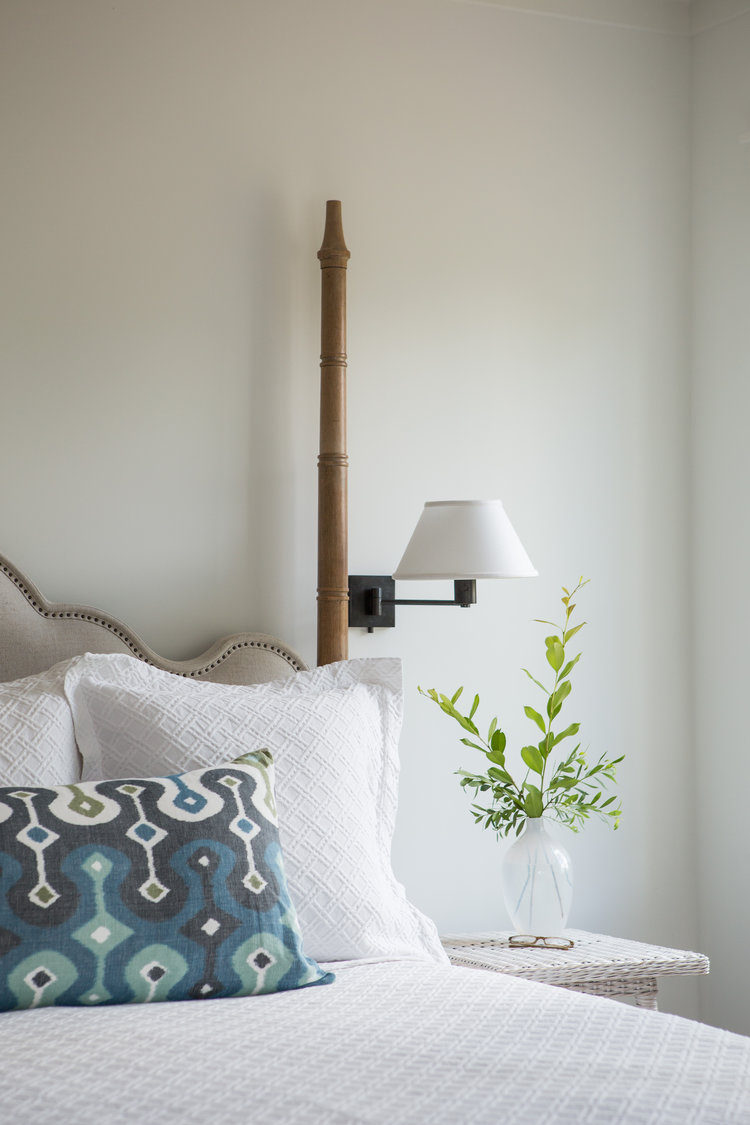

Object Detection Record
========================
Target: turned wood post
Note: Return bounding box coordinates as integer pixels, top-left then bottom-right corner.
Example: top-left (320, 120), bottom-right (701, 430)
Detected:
top-left (317, 200), bottom-right (350, 666)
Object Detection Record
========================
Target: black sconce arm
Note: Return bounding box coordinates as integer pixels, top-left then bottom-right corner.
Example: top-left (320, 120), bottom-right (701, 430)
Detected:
top-left (348, 575), bottom-right (477, 631)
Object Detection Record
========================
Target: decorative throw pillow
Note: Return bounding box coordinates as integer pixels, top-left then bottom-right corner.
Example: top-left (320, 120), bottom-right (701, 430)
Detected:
top-left (64, 655), bottom-right (448, 965)
top-left (0, 661), bottom-right (82, 787)
top-left (0, 750), bottom-right (333, 1011)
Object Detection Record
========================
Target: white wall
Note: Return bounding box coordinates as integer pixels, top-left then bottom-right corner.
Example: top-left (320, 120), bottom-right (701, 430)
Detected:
top-left (0, 1), bottom-right (702, 1019)
top-left (691, 0), bottom-right (750, 1037)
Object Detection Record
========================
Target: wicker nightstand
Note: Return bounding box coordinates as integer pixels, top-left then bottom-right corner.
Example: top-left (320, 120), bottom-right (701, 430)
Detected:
top-left (441, 930), bottom-right (709, 1010)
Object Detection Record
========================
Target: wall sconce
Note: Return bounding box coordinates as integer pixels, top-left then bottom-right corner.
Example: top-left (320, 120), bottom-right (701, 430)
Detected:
top-left (349, 499), bottom-right (537, 631)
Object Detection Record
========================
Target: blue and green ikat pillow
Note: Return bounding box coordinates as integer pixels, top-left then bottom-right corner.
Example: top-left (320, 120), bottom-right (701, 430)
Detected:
top-left (0, 749), bottom-right (333, 1011)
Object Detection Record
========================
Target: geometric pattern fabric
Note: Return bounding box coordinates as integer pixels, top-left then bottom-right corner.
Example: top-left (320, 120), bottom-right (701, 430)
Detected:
top-left (0, 750), bottom-right (332, 1010)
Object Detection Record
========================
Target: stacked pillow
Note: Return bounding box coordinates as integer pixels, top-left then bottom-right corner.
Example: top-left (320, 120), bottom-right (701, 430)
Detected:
top-left (0, 655), bottom-right (447, 1010)
top-left (0, 662), bottom-right (80, 787)
top-left (64, 654), bottom-right (447, 966)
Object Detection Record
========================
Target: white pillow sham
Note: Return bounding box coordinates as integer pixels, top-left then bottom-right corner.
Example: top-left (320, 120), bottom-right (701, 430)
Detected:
top-left (0, 660), bottom-right (81, 786)
top-left (64, 653), bottom-right (448, 966)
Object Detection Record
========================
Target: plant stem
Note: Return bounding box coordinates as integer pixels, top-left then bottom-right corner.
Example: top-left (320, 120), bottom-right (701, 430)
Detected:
top-left (539, 585), bottom-right (579, 808)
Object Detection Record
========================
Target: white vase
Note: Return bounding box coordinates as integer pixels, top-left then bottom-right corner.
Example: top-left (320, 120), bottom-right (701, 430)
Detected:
top-left (501, 817), bottom-right (573, 936)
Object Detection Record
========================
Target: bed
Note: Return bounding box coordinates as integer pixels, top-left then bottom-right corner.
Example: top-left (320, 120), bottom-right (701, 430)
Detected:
top-left (1, 203), bottom-right (749, 1125)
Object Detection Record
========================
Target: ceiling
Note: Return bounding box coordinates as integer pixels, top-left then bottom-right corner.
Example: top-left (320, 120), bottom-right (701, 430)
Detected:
top-left (466, 0), bottom-right (750, 36)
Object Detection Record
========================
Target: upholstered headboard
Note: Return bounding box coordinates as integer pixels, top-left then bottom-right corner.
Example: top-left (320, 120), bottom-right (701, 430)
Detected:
top-left (0, 554), bottom-right (306, 686)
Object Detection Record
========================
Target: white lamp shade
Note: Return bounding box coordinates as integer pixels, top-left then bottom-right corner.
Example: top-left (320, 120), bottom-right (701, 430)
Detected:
top-left (392, 500), bottom-right (537, 580)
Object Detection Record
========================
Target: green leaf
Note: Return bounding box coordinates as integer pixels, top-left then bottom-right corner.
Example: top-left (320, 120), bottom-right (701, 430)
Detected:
top-left (563, 622), bottom-right (585, 643)
top-left (524, 706), bottom-right (546, 734)
top-left (521, 745), bottom-right (544, 774)
top-left (493, 768), bottom-right (516, 786)
top-left (469, 693), bottom-right (480, 719)
top-left (490, 729), bottom-right (507, 757)
top-left (523, 785), bottom-right (544, 818)
top-left (552, 776), bottom-right (577, 790)
top-left (523, 668), bottom-right (549, 695)
top-left (556, 679), bottom-right (572, 704)
top-left (451, 687), bottom-right (464, 705)
top-left (559, 654), bottom-right (581, 680)
top-left (552, 722), bottom-right (581, 746)
top-left (488, 717), bottom-right (498, 740)
top-left (460, 738), bottom-right (486, 751)
top-left (547, 678), bottom-right (572, 718)
top-left (545, 639), bottom-right (565, 672)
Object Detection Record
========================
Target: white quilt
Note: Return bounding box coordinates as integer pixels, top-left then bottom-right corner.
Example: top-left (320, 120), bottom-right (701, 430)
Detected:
top-left (1, 960), bottom-right (748, 1125)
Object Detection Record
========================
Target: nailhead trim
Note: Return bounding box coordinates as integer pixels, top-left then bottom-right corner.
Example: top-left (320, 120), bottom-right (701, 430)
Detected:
top-left (0, 560), bottom-right (304, 677)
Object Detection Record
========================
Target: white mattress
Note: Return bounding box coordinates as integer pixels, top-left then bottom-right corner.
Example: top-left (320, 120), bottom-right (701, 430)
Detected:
top-left (1, 960), bottom-right (748, 1124)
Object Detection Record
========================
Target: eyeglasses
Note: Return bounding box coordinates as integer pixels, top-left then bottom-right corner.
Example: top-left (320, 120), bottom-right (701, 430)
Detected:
top-left (508, 934), bottom-right (574, 950)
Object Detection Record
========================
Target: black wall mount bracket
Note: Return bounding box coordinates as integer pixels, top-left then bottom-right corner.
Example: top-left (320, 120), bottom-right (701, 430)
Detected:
top-left (348, 575), bottom-right (477, 632)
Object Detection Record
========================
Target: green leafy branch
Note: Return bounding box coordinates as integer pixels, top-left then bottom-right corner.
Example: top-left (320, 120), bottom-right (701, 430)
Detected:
top-left (419, 579), bottom-right (623, 839)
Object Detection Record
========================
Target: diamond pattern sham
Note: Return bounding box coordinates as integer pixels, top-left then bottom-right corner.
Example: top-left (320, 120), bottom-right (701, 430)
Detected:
top-left (0, 750), bottom-right (333, 1011)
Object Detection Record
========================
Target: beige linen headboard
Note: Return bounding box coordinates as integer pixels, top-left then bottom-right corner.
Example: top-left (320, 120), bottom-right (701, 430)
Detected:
top-left (0, 554), bottom-right (305, 685)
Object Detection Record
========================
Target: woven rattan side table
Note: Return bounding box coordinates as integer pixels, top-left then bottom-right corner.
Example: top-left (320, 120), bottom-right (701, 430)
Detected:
top-left (441, 930), bottom-right (709, 1010)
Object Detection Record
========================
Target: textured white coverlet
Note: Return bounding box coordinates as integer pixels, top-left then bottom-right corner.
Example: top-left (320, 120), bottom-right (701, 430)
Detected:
top-left (1, 961), bottom-right (748, 1124)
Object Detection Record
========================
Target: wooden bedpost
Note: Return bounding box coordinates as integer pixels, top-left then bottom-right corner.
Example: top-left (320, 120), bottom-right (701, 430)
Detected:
top-left (317, 200), bottom-right (350, 666)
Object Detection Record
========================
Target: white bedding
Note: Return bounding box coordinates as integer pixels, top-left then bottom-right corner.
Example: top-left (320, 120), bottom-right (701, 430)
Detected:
top-left (1, 960), bottom-right (748, 1124)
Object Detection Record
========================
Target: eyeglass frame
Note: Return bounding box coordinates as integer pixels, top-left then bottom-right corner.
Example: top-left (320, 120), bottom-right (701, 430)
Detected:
top-left (508, 934), bottom-right (575, 950)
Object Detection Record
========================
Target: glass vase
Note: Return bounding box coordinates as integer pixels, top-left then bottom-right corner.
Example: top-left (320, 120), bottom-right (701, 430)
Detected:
top-left (501, 817), bottom-right (573, 936)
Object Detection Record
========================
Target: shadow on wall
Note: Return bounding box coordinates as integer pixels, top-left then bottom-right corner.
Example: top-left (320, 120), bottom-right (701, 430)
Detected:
top-left (244, 193), bottom-right (308, 652)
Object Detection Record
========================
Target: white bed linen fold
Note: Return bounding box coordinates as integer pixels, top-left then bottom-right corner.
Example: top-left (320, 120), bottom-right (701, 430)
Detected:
top-left (1, 961), bottom-right (748, 1125)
